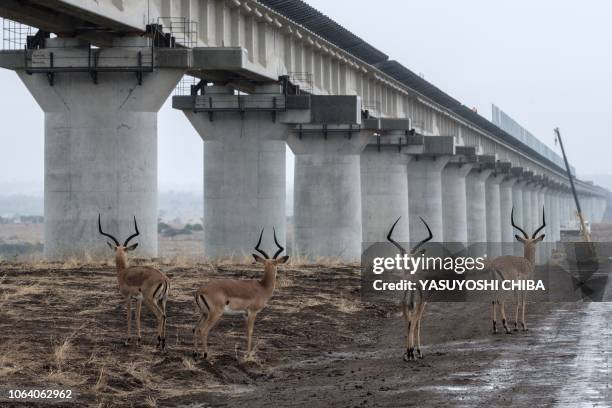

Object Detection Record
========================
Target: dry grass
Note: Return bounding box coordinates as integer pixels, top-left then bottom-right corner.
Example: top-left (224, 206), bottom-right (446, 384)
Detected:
top-left (93, 367), bottom-right (107, 392)
top-left (335, 295), bottom-right (362, 314)
top-left (0, 283), bottom-right (45, 309)
top-left (0, 261), bottom-right (374, 407)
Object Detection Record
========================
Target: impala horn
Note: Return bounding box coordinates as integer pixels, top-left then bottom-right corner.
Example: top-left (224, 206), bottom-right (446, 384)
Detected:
top-left (98, 214), bottom-right (120, 247)
top-left (254, 228), bottom-right (270, 259)
top-left (532, 207), bottom-right (546, 238)
top-left (123, 216), bottom-right (140, 247)
top-left (272, 227), bottom-right (284, 259)
top-left (511, 207), bottom-right (529, 239)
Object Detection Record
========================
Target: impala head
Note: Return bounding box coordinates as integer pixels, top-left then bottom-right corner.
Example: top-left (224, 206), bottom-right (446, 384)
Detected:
top-left (252, 228), bottom-right (289, 266)
top-left (98, 214), bottom-right (140, 268)
top-left (387, 216), bottom-right (433, 258)
top-left (511, 207), bottom-right (545, 260)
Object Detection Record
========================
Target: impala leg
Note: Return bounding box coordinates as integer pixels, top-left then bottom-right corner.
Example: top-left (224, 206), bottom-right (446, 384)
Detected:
top-left (492, 299), bottom-right (498, 334)
top-left (404, 315), bottom-right (416, 361)
top-left (135, 299), bottom-right (142, 345)
top-left (198, 310), bottom-right (222, 360)
top-left (415, 302), bottom-right (426, 359)
top-left (125, 297), bottom-right (132, 346)
top-left (514, 291), bottom-right (520, 331)
top-left (143, 297), bottom-right (165, 350)
top-left (193, 312), bottom-right (206, 355)
top-left (521, 292), bottom-right (528, 331)
top-left (403, 318), bottom-right (412, 361)
top-left (500, 300), bottom-right (511, 334)
top-left (245, 310), bottom-right (258, 360)
top-left (157, 293), bottom-right (168, 346)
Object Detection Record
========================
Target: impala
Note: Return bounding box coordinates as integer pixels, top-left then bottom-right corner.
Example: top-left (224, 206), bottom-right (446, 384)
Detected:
top-left (489, 207), bottom-right (545, 334)
top-left (387, 216), bottom-right (433, 361)
top-left (193, 228), bottom-right (288, 360)
top-left (98, 215), bottom-right (170, 350)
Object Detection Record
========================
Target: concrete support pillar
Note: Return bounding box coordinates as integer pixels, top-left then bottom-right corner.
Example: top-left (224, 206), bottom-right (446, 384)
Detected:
top-left (512, 181), bottom-right (526, 256)
top-left (441, 163), bottom-right (472, 245)
top-left (585, 196), bottom-right (595, 224)
top-left (532, 185), bottom-right (544, 231)
top-left (541, 187), bottom-right (552, 263)
top-left (522, 184), bottom-right (534, 233)
top-left (360, 145), bottom-right (411, 245)
top-left (562, 193), bottom-right (571, 227)
top-left (466, 169), bottom-right (492, 249)
top-left (568, 194), bottom-right (577, 227)
top-left (288, 130), bottom-right (370, 261)
top-left (551, 191), bottom-right (561, 242)
top-left (184, 102), bottom-right (288, 259)
top-left (18, 49), bottom-right (182, 258)
top-left (500, 178), bottom-right (516, 256)
top-left (485, 173), bottom-right (505, 258)
top-left (407, 156), bottom-right (451, 242)
top-left (533, 185), bottom-right (546, 264)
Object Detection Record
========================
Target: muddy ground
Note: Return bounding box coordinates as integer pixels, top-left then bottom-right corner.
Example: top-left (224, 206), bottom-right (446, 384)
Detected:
top-left (0, 257), bottom-right (610, 407)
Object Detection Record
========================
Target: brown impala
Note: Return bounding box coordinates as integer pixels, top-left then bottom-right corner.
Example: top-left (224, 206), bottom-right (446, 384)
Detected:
top-left (490, 207), bottom-right (545, 334)
top-left (387, 216), bottom-right (433, 361)
top-left (98, 215), bottom-right (170, 350)
top-left (193, 228), bottom-right (289, 360)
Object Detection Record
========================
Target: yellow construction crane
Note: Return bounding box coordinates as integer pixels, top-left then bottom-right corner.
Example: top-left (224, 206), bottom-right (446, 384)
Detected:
top-left (554, 127), bottom-right (593, 244)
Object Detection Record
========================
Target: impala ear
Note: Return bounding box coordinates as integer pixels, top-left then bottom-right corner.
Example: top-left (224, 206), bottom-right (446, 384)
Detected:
top-left (274, 255), bottom-right (289, 265)
top-left (252, 254), bottom-right (266, 263)
top-left (125, 243), bottom-right (138, 252)
top-left (515, 235), bottom-right (526, 243)
top-left (107, 242), bottom-right (117, 251)
top-left (534, 234), bottom-right (545, 242)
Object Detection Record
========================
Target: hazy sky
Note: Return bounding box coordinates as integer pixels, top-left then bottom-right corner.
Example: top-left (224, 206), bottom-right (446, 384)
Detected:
top-left (0, 0), bottom-right (611, 195)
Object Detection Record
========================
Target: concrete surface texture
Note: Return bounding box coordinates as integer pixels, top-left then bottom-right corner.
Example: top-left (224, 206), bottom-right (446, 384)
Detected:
top-left (17, 66), bottom-right (182, 259)
top-left (485, 173), bottom-right (505, 258)
top-left (184, 110), bottom-right (288, 259)
top-left (288, 131), bottom-right (371, 261)
top-left (360, 145), bottom-right (411, 245)
top-left (441, 162), bottom-right (472, 244)
top-left (466, 169), bottom-right (492, 243)
top-left (407, 156), bottom-right (450, 243)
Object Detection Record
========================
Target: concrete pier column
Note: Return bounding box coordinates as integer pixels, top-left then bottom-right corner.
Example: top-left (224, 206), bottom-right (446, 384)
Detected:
top-left (512, 181), bottom-right (527, 256)
top-left (407, 156), bottom-right (451, 242)
top-left (532, 184), bottom-right (544, 231)
top-left (541, 187), bottom-right (552, 263)
top-left (184, 106), bottom-right (288, 259)
top-left (466, 169), bottom-right (492, 244)
top-left (485, 173), bottom-right (505, 258)
top-left (441, 162), bottom-right (472, 245)
top-left (361, 145), bottom-right (411, 245)
top-left (500, 178), bottom-right (516, 255)
top-left (561, 193), bottom-right (570, 227)
top-left (288, 129), bottom-right (371, 261)
top-left (522, 184), bottom-right (534, 233)
top-left (18, 42), bottom-right (182, 258)
top-left (551, 191), bottom-right (561, 242)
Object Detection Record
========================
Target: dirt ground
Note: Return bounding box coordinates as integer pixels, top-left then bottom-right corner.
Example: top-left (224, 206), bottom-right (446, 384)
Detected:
top-left (0, 256), bottom-right (610, 407)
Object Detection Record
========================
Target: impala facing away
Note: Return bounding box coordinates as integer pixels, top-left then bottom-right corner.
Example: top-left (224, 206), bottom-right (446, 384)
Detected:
top-left (193, 228), bottom-right (289, 360)
top-left (98, 215), bottom-right (170, 350)
top-left (387, 216), bottom-right (433, 361)
top-left (489, 207), bottom-right (545, 334)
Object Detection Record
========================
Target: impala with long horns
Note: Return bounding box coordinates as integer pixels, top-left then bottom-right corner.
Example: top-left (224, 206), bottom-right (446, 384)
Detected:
top-left (489, 207), bottom-right (545, 334)
top-left (387, 216), bottom-right (433, 361)
top-left (98, 215), bottom-right (170, 350)
top-left (193, 228), bottom-right (289, 360)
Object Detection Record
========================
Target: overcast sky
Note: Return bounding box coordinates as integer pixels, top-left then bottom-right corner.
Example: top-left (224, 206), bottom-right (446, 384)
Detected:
top-left (0, 0), bottom-right (610, 195)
